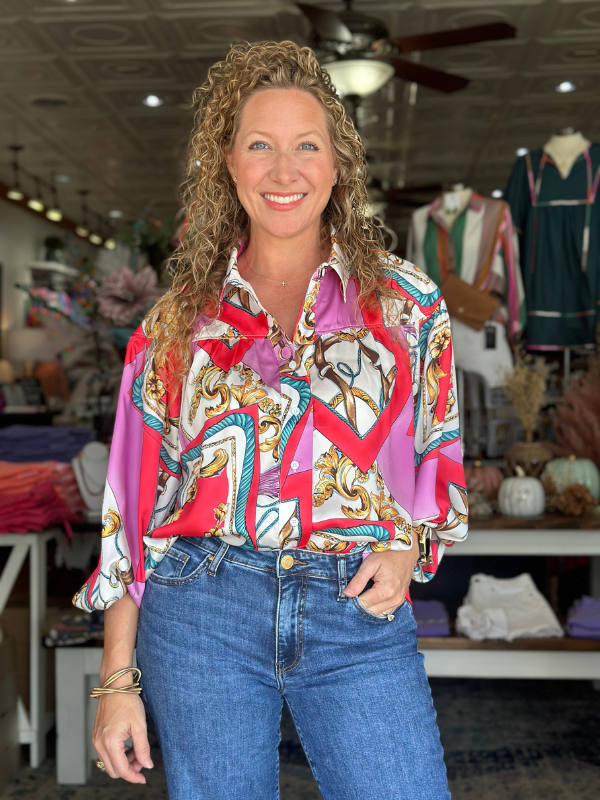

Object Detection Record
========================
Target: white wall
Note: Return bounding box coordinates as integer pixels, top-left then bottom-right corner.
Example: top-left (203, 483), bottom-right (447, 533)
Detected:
top-left (0, 198), bottom-right (93, 354)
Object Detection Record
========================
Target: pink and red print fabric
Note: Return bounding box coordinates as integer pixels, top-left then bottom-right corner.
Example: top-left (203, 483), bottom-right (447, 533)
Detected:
top-left (74, 236), bottom-right (468, 611)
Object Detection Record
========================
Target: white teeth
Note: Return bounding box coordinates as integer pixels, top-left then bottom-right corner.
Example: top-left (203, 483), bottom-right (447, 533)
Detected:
top-left (262, 193), bottom-right (306, 204)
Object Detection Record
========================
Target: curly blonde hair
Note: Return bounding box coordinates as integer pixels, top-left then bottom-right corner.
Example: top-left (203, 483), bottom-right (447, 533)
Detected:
top-left (151, 39), bottom-right (387, 383)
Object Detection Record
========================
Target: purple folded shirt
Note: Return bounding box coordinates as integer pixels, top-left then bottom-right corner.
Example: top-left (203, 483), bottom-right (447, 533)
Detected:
top-left (565, 596), bottom-right (600, 639)
top-left (412, 599), bottom-right (451, 637)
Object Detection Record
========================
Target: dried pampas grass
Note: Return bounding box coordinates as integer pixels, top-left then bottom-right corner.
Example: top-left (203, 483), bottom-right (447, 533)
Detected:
top-left (503, 352), bottom-right (549, 437)
top-left (551, 371), bottom-right (600, 467)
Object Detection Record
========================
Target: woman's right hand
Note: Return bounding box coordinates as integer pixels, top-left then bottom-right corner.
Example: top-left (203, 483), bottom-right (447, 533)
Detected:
top-left (92, 693), bottom-right (153, 783)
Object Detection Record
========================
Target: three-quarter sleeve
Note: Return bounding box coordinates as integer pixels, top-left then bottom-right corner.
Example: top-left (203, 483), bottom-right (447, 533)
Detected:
top-left (73, 320), bottom-right (182, 611)
top-left (412, 296), bottom-right (468, 582)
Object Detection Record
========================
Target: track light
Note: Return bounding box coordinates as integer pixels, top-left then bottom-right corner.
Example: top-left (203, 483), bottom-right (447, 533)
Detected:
top-left (27, 177), bottom-right (45, 212)
top-left (76, 226), bottom-right (89, 238)
top-left (46, 185), bottom-right (63, 221)
top-left (89, 234), bottom-right (103, 246)
top-left (7, 145), bottom-right (24, 201)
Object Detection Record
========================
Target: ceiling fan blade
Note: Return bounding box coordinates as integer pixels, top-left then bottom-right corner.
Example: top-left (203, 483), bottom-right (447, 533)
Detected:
top-left (296, 3), bottom-right (353, 44)
top-left (389, 22), bottom-right (516, 54)
top-left (376, 57), bottom-right (469, 93)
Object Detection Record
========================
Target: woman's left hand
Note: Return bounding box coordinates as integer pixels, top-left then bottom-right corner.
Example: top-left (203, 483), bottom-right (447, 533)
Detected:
top-left (343, 535), bottom-right (419, 616)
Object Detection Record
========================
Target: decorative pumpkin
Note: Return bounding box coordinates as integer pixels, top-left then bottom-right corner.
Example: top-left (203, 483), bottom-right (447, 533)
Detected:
top-left (498, 466), bottom-right (545, 517)
top-left (464, 460), bottom-right (504, 499)
top-left (541, 455), bottom-right (600, 501)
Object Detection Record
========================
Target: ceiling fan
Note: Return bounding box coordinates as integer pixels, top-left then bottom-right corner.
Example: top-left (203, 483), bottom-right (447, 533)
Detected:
top-left (296, 2), bottom-right (516, 94)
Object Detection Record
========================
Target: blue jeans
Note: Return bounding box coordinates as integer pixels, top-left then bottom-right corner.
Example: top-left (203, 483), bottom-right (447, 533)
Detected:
top-left (136, 536), bottom-right (450, 800)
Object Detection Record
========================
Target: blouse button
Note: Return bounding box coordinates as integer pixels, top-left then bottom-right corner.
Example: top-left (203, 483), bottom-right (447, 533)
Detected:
top-left (290, 518), bottom-right (298, 528)
top-left (289, 360), bottom-right (295, 368)
top-left (292, 408), bottom-right (300, 416)
top-left (291, 460), bottom-right (299, 470)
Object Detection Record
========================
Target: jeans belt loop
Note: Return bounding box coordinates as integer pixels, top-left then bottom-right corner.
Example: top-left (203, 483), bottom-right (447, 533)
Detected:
top-left (207, 540), bottom-right (229, 576)
top-left (337, 556), bottom-right (348, 602)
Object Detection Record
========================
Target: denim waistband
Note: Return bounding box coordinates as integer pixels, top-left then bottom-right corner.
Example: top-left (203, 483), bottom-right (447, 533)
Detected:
top-left (177, 535), bottom-right (366, 598)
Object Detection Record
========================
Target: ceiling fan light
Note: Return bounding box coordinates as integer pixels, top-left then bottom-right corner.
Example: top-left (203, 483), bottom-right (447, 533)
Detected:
top-left (325, 59), bottom-right (394, 98)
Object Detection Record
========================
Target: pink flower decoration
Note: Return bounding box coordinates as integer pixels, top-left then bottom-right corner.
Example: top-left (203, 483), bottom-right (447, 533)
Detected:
top-left (97, 266), bottom-right (164, 326)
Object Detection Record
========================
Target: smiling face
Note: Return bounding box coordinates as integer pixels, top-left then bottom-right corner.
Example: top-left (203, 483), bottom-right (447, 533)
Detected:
top-left (226, 88), bottom-right (338, 242)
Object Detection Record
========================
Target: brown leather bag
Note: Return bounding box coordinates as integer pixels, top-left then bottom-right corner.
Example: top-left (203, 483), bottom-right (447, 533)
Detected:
top-left (440, 272), bottom-right (500, 331)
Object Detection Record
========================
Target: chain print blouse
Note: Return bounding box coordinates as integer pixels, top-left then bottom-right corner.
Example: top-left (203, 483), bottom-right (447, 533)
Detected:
top-left (74, 236), bottom-right (468, 611)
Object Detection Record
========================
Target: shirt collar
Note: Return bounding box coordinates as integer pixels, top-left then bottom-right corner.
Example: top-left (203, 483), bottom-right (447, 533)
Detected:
top-left (218, 227), bottom-right (350, 311)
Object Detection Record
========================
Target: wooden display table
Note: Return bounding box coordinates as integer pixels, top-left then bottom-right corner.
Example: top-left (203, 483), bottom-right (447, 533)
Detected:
top-left (419, 514), bottom-right (600, 680)
top-left (0, 530), bottom-right (60, 767)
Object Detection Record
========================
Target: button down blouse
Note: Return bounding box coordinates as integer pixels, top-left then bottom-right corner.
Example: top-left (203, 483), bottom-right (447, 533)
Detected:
top-left (74, 235), bottom-right (468, 611)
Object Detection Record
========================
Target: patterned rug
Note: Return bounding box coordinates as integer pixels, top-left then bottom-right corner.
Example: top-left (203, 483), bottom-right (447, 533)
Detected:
top-left (2, 679), bottom-right (599, 799)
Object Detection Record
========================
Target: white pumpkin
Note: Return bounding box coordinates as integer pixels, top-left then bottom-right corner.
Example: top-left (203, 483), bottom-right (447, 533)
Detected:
top-left (541, 456), bottom-right (600, 501)
top-left (498, 467), bottom-right (545, 517)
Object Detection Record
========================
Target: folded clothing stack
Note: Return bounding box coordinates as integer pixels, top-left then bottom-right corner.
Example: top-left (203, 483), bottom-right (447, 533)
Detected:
top-left (565, 596), bottom-right (600, 639)
top-left (0, 425), bottom-right (93, 463)
top-left (44, 612), bottom-right (104, 648)
top-left (456, 573), bottom-right (564, 641)
top-left (0, 460), bottom-right (86, 515)
top-left (412, 600), bottom-right (451, 637)
top-left (0, 481), bottom-right (78, 535)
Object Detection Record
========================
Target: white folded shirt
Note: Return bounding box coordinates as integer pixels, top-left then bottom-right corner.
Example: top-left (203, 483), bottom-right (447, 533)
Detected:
top-left (456, 572), bottom-right (563, 641)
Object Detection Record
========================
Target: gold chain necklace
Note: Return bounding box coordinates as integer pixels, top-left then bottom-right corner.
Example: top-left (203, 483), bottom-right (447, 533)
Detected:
top-left (246, 263), bottom-right (309, 288)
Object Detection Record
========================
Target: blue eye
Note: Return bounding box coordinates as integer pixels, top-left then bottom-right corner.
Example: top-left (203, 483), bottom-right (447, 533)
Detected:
top-left (299, 142), bottom-right (318, 150)
top-left (250, 141), bottom-right (269, 150)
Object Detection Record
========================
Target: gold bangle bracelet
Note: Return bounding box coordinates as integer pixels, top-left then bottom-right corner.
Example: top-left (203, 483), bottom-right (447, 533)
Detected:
top-left (90, 667), bottom-right (142, 699)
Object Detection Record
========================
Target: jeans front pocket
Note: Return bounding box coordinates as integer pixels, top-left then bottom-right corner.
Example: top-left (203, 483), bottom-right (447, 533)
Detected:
top-left (149, 539), bottom-right (213, 587)
top-left (349, 575), bottom-right (406, 623)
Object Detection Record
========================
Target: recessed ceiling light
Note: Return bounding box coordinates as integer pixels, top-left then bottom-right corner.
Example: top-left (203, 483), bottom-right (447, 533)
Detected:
top-left (107, 209), bottom-right (124, 219)
top-left (491, 189), bottom-right (503, 198)
top-left (55, 174), bottom-right (71, 183)
top-left (556, 81), bottom-right (576, 93)
top-left (143, 95), bottom-right (163, 107)
top-left (89, 234), bottom-right (103, 246)
top-left (516, 147), bottom-right (529, 157)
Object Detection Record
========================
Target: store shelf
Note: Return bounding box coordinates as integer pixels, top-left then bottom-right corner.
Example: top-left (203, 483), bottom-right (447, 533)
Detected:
top-left (444, 513), bottom-right (600, 556)
top-left (418, 636), bottom-right (600, 650)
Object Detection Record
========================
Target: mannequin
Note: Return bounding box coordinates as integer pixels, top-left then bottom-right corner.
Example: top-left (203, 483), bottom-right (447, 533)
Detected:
top-left (72, 441), bottom-right (109, 517)
top-left (504, 129), bottom-right (600, 349)
top-left (544, 129), bottom-right (591, 179)
top-left (441, 184), bottom-right (473, 228)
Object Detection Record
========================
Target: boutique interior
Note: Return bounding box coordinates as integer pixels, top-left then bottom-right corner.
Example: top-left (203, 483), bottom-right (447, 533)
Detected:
top-left (1, 1), bottom-right (600, 798)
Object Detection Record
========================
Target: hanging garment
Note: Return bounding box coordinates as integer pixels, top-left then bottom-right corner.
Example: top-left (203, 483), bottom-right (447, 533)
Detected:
top-left (503, 143), bottom-right (600, 350)
top-left (407, 192), bottom-right (526, 341)
top-left (407, 193), bottom-right (525, 386)
top-left (456, 572), bottom-right (563, 641)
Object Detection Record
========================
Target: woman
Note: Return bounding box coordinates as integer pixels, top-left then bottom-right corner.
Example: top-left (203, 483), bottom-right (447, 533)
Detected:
top-left (75, 40), bottom-right (468, 800)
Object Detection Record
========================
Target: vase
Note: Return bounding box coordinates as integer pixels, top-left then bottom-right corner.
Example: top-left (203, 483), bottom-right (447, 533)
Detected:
top-left (505, 433), bottom-right (553, 479)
